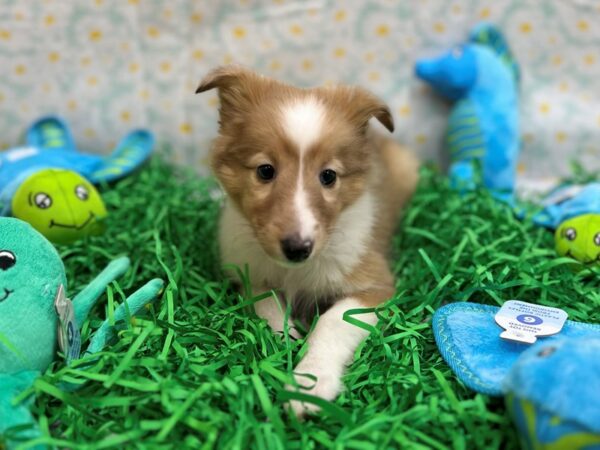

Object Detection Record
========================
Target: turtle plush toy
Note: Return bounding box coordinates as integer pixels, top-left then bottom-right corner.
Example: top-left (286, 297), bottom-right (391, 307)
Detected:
top-left (531, 183), bottom-right (600, 266)
top-left (415, 23), bottom-right (520, 204)
top-left (433, 302), bottom-right (600, 450)
top-left (0, 217), bottom-right (163, 448)
top-left (11, 168), bottom-right (108, 245)
top-left (0, 116), bottom-right (154, 244)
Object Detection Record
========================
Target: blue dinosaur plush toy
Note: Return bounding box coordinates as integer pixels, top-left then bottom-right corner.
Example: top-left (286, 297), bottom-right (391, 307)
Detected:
top-left (415, 23), bottom-right (520, 203)
top-left (0, 117), bottom-right (154, 244)
top-left (0, 217), bottom-right (163, 448)
top-left (433, 302), bottom-right (600, 450)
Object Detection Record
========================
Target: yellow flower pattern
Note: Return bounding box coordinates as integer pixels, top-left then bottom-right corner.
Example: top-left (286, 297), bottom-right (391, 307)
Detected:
top-left (0, 0), bottom-right (596, 176)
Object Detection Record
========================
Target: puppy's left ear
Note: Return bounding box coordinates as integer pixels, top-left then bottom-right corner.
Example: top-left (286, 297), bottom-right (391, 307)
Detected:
top-left (372, 103), bottom-right (395, 133)
top-left (329, 87), bottom-right (394, 133)
top-left (355, 88), bottom-right (395, 133)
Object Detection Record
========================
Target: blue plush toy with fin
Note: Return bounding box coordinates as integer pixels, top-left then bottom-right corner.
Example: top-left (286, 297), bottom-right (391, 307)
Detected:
top-left (433, 302), bottom-right (600, 450)
top-left (415, 23), bottom-right (520, 204)
top-left (0, 217), bottom-right (163, 449)
top-left (0, 117), bottom-right (154, 244)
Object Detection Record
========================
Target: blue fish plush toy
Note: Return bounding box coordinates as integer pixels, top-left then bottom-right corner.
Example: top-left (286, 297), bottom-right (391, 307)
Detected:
top-left (415, 23), bottom-right (520, 203)
top-left (433, 302), bottom-right (600, 450)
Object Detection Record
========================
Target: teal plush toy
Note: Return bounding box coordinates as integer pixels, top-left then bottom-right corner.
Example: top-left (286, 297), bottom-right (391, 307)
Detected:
top-left (415, 23), bottom-right (520, 204)
top-left (0, 217), bottom-right (163, 448)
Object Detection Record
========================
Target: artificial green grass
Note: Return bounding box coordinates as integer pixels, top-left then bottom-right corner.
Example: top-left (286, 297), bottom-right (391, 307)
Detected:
top-left (13, 156), bottom-right (600, 449)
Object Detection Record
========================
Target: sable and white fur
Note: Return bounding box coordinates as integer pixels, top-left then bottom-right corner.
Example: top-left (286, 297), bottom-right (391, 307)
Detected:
top-left (196, 65), bottom-right (419, 416)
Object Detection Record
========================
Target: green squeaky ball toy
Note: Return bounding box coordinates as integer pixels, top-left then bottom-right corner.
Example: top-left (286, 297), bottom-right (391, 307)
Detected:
top-left (11, 169), bottom-right (107, 245)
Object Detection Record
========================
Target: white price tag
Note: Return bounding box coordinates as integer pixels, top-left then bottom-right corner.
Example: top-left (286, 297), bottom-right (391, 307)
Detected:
top-left (495, 300), bottom-right (568, 344)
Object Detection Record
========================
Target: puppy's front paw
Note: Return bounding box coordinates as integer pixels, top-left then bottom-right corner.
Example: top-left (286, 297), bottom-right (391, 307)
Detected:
top-left (286, 360), bottom-right (342, 418)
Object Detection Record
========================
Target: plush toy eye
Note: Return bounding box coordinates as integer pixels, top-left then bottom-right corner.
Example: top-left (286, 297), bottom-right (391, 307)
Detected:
top-left (0, 250), bottom-right (16, 271)
top-left (594, 232), bottom-right (600, 246)
top-left (452, 47), bottom-right (463, 59)
top-left (319, 169), bottom-right (337, 187)
top-left (563, 227), bottom-right (577, 241)
top-left (34, 192), bottom-right (52, 209)
top-left (75, 184), bottom-right (89, 201)
top-left (537, 346), bottom-right (556, 358)
top-left (257, 164), bottom-right (276, 181)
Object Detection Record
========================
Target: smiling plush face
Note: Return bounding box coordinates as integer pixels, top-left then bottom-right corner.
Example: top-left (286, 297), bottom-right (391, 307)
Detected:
top-left (555, 214), bottom-right (600, 266)
top-left (12, 169), bottom-right (107, 245)
top-left (196, 66), bottom-right (394, 265)
top-left (0, 217), bottom-right (67, 373)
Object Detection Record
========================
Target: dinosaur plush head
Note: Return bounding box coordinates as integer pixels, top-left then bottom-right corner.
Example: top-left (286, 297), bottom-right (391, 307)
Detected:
top-left (11, 169), bottom-right (107, 245)
top-left (415, 45), bottom-right (478, 100)
top-left (0, 217), bottom-right (67, 373)
top-left (555, 214), bottom-right (600, 266)
top-left (415, 23), bottom-right (519, 101)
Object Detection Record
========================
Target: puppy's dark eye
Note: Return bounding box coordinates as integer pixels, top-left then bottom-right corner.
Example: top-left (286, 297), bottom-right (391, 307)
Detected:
top-left (319, 169), bottom-right (337, 187)
top-left (0, 250), bottom-right (16, 271)
top-left (563, 227), bottom-right (577, 241)
top-left (257, 164), bottom-right (276, 181)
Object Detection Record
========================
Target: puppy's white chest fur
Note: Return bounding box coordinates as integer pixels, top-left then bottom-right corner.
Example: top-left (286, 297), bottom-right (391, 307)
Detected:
top-left (219, 189), bottom-right (376, 300)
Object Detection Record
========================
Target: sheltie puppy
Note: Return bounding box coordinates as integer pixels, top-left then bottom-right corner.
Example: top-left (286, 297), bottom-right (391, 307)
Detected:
top-left (196, 65), bottom-right (419, 416)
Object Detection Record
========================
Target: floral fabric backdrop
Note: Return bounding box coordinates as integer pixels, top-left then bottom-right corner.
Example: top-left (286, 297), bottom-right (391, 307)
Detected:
top-left (0, 0), bottom-right (599, 185)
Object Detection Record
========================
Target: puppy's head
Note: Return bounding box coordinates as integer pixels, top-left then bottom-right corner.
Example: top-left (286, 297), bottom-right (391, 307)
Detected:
top-left (197, 65), bottom-right (394, 266)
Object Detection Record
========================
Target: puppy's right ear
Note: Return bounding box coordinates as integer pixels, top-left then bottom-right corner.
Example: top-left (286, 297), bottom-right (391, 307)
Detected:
top-left (195, 64), bottom-right (254, 94)
top-left (196, 65), bottom-right (266, 123)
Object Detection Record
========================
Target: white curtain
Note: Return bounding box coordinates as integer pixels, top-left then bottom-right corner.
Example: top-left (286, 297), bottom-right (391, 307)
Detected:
top-left (0, 0), bottom-right (598, 183)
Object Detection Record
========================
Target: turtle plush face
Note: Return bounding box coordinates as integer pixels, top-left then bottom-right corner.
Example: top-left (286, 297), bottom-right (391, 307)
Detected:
top-left (0, 218), bottom-right (67, 373)
top-left (555, 214), bottom-right (600, 266)
top-left (11, 169), bottom-right (107, 245)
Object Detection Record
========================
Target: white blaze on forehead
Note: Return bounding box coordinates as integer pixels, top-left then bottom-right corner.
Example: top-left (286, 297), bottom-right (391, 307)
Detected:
top-left (281, 97), bottom-right (326, 154)
top-left (294, 173), bottom-right (318, 239)
top-left (281, 97), bottom-right (325, 241)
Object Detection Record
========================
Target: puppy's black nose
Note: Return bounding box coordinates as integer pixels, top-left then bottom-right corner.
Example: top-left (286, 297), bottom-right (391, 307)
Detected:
top-left (281, 235), bottom-right (313, 262)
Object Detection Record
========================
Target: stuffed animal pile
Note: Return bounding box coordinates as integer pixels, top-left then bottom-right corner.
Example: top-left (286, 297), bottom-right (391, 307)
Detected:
top-left (419, 23), bottom-right (600, 449)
